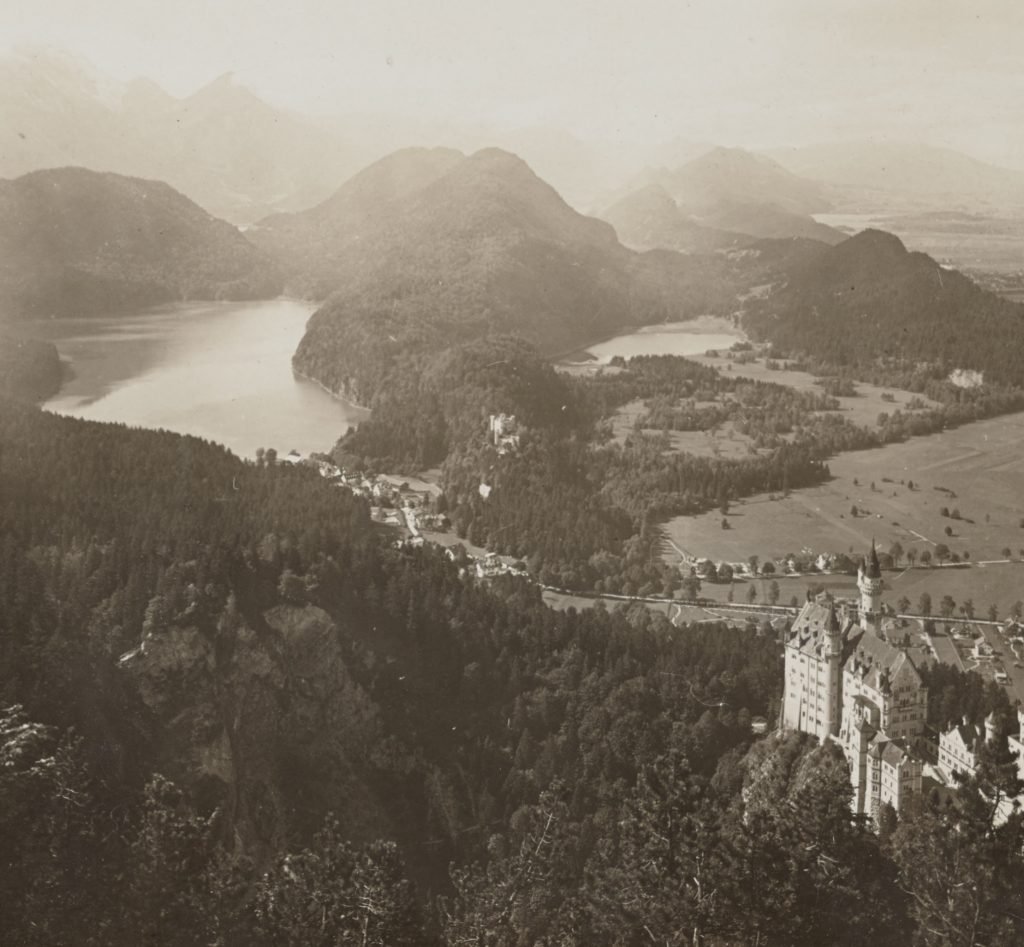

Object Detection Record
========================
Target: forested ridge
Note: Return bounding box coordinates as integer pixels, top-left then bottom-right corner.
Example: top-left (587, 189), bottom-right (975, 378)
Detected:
top-left (745, 229), bottom-right (1024, 387)
top-left (275, 148), bottom-right (830, 405)
top-left (334, 335), bottom-right (1024, 595)
top-left (2, 398), bottom-right (1023, 944)
top-left (0, 167), bottom-right (281, 323)
top-left (5, 150), bottom-right (1024, 947)
top-left (335, 340), bottom-right (838, 593)
top-left (0, 335), bottom-right (62, 400)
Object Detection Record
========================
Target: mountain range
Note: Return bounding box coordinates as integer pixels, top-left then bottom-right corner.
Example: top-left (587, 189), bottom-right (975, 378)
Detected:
top-left (0, 167), bottom-right (280, 321)
top-left (770, 140), bottom-right (1024, 212)
top-left (1, 50), bottom-right (361, 223)
top-left (11, 48), bottom-right (1024, 229)
top-left (634, 147), bottom-right (831, 216)
top-left (258, 147), bottom-right (811, 403)
top-left (1, 49), bottom-right (703, 221)
top-left (602, 183), bottom-right (845, 252)
top-left (601, 148), bottom-right (845, 252)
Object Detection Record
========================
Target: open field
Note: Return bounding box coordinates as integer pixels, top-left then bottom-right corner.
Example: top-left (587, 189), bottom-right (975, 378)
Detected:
top-left (663, 423), bottom-right (762, 459)
top-left (608, 398), bottom-right (761, 459)
top-left (664, 409), bottom-right (1024, 573)
top-left (603, 345), bottom-right (929, 457)
top-left (688, 351), bottom-right (940, 429)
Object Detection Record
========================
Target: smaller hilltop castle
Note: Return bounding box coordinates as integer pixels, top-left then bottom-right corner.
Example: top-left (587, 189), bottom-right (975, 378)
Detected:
top-left (783, 544), bottom-right (928, 819)
top-left (488, 413), bottom-right (520, 454)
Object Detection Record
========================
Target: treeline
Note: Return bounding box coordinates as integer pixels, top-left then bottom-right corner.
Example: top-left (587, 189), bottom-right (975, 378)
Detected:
top-left (0, 397), bottom-right (781, 941)
top-left (443, 424), bottom-right (825, 593)
top-left (337, 346), bottom-right (835, 592)
top-left (334, 336), bottom-right (579, 470)
top-left (2, 400), bottom-right (1023, 944)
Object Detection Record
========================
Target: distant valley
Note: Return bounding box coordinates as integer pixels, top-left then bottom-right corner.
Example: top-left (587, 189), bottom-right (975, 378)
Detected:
top-left (8, 35), bottom-right (1024, 947)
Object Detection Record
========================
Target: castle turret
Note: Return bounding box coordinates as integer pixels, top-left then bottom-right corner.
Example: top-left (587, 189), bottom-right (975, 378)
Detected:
top-left (823, 600), bottom-right (844, 736)
top-left (857, 540), bottom-right (883, 633)
top-left (985, 711), bottom-right (999, 745)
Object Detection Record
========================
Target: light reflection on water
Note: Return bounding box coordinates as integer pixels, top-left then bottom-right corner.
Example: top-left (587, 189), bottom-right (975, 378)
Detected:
top-left (29, 298), bottom-right (368, 459)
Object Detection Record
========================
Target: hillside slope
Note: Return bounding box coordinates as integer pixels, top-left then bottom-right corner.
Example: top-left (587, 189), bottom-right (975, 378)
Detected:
top-left (644, 146), bottom-right (830, 215)
top-left (603, 184), bottom-right (844, 251)
top-left (601, 184), bottom-right (750, 252)
top-left (266, 148), bottom-right (774, 402)
top-left (0, 167), bottom-right (281, 321)
top-left (701, 201), bottom-right (846, 245)
top-left (746, 229), bottom-right (1024, 384)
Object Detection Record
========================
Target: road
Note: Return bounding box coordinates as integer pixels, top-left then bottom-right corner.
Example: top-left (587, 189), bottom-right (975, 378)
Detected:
top-left (927, 630), bottom-right (965, 670)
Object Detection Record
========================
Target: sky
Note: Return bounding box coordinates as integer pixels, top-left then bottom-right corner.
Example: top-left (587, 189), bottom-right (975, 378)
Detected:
top-left (4, 0), bottom-right (1024, 166)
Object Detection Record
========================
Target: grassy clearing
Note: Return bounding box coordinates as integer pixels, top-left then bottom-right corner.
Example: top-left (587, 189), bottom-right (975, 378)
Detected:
top-left (665, 409), bottom-right (1024, 571)
top-left (688, 352), bottom-right (940, 429)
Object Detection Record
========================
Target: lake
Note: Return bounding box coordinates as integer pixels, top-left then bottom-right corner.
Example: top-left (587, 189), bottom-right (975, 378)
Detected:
top-left (570, 318), bottom-right (744, 365)
top-left (28, 298), bottom-right (369, 459)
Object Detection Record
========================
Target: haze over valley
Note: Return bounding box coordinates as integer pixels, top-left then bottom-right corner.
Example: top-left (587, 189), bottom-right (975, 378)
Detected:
top-left (5, 3), bottom-right (1024, 945)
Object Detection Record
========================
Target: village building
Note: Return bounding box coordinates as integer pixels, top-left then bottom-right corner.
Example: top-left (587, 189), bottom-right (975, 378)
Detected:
top-left (475, 552), bottom-right (506, 579)
top-left (782, 543), bottom-right (928, 820)
top-left (937, 716), bottom-right (989, 783)
top-left (932, 710), bottom-right (1024, 823)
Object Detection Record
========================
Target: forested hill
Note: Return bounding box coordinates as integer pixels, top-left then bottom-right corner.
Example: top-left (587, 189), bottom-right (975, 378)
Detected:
top-left (745, 228), bottom-right (1024, 386)
top-left (250, 146), bottom-right (465, 289)
top-left (276, 147), bottom-right (821, 404)
top-left (640, 146), bottom-right (831, 215)
top-left (601, 184), bottom-right (751, 252)
top-left (0, 167), bottom-right (282, 322)
top-left (0, 335), bottom-right (62, 399)
top-left (602, 184), bottom-right (844, 252)
top-left (3, 398), bottom-right (1023, 944)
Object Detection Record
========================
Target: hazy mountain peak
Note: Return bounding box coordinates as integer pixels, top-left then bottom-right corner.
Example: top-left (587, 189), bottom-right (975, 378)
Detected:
top-left (696, 145), bottom-right (789, 170)
top-left (462, 147), bottom-right (547, 186)
top-left (467, 146), bottom-right (530, 166)
top-left (0, 49), bottom-right (366, 223)
top-left (842, 227), bottom-right (907, 254)
top-left (184, 71), bottom-right (267, 112)
top-left (281, 145), bottom-right (465, 226)
top-left (121, 77), bottom-right (176, 113)
top-left (600, 182), bottom-right (750, 252)
top-left (3, 45), bottom-right (125, 108)
top-left (640, 145), bottom-right (830, 216)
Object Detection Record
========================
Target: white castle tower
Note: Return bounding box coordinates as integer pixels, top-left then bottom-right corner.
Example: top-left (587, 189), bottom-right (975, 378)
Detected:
top-left (857, 540), bottom-right (883, 633)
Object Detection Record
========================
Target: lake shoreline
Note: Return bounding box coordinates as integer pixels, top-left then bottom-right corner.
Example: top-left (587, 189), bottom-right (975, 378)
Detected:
top-left (557, 315), bottom-right (746, 367)
top-left (30, 298), bottom-right (367, 459)
top-left (292, 366), bottom-right (371, 412)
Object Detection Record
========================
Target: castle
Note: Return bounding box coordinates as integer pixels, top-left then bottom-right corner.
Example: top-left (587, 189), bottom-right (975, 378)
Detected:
top-left (488, 413), bottom-right (520, 454)
top-left (782, 543), bottom-right (928, 819)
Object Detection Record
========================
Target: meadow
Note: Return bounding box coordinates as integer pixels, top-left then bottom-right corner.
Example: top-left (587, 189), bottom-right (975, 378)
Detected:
top-left (663, 409), bottom-right (1024, 609)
